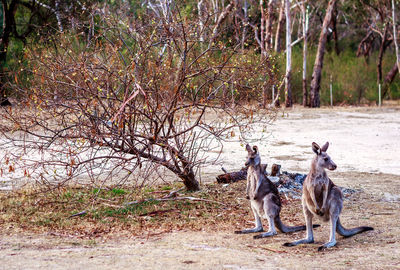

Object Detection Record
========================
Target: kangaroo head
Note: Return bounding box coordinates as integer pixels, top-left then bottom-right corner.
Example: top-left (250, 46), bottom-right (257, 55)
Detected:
top-left (312, 142), bottom-right (337, 171)
top-left (245, 144), bottom-right (261, 167)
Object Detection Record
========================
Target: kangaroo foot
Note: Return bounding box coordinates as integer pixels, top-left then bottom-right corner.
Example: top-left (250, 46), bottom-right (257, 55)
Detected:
top-left (283, 238), bottom-right (314, 247)
top-left (234, 227), bottom-right (263, 234)
top-left (317, 241), bottom-right (337, 252)
top-left (253, 231), bottom-right (277, 239)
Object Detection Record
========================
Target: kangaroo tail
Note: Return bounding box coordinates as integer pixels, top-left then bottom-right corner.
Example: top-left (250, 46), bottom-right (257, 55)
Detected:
top-left (274, 216), bottom-right (320, 233)
top-left (336, 218), bottom-right (374, 238)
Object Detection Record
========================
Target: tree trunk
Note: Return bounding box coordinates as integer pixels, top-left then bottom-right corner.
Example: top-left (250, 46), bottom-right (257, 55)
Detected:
top-left (385, 62), bottom-right (399, 84)
top-left (331, 7), bottom-right (339, 55)
top-left (382, 62), bottom-right (399, 98)
top-left (302, 3), bottom-right (309, 107)
top-left (209, 2), bottom-right (234, 47)
top-left (260, 0), bottom-right (266, 55)
top-left (262, 84), bottom-right (268, 108)
top-left (241, 0), bottom-right (249, 51)
top-left (392, 0), bottom-right (400, 75)
top-left (265, 0), bottom-right (275, 50)
top-left (198, 0), bottom-right (205, 42)
top-left (284, 0), bottom-right (292, 107)
top-left (377, 24), bottom-right (389, 83)
top-left (0, 1), bottom-right (18, 107)
top-left (180, 169), bottom-right (200, 191)
top-left (309, 0), bottom-right (338, 108)
top-left (356, 30), bottom-right (374, 59)
top-left (274, 0), bottom-right (285, 52)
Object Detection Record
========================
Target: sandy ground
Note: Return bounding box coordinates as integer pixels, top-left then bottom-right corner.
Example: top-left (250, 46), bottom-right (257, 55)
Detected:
top-left (204, 105), bottom-right (400, 179)
top-left (1, 106), bottom-right (400, 269)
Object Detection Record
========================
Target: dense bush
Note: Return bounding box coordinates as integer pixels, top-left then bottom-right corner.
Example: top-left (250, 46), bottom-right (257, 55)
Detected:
top-left (277, 46), bottom-right (400, 105)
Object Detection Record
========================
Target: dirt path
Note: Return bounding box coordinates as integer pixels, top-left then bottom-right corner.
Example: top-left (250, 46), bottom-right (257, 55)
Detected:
top-left (1, 106), bottom-right (400, 269)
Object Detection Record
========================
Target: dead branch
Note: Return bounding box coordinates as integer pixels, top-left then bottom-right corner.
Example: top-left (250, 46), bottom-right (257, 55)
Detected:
top-left (69, 210), bottom-right (87, 218)
top-left (246, 244), bottom-right (287, 253)
top-left (162, 188), bottom-right (185, 199)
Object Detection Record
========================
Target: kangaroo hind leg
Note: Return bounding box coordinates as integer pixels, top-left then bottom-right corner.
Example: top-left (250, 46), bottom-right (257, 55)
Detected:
top-left (318, 212), bottom-right (338, 251)
top-left (283, 206), bottom-right (314, 247)
top-left (254, 195), bottom-right (278, 239)
top-left (235, 203), bottom-right (263, 234)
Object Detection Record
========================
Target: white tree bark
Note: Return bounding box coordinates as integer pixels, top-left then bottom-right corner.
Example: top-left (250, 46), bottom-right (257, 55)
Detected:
top-left (242, 0), bottom-right (249, 50)
top-left (146, 0), bottom-right (172, 22)
top-left (284, 0), bottom-right (292, 107)
top-left (265, 0), bottom-right (275, 50)
top-left (301, 2), bottom-right (309, 106)
top-left (54, 1), bottom-right (63, 32)
top-left (211, 0), bottom-right (220, 23)
top-left (392, 0), bottom-right (400, 75)
top-left (209, 2), bottom-right (234, 48)
top-left (260, 0), bottom-right (266, 55)
top-left (198, 0), bottom-right (205, 42)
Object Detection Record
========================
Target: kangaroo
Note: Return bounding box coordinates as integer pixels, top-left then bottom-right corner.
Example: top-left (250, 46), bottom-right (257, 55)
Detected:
top-left (235, 144), bottom-right (318, 238)
top-left (284, 142), bottom-right (373, 251)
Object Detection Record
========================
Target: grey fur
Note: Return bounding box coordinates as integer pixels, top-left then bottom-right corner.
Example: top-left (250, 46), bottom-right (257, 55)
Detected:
top-left (283, 142), bottom-right (373, 251)
top-left (235, 144), bottom-right (316, 239)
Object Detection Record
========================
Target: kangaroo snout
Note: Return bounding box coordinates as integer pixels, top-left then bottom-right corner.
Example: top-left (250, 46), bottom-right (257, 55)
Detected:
top-left (328, 163), bottom-right (337, 170)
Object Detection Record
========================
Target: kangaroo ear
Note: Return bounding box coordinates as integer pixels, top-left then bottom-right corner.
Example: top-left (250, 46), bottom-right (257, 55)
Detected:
top-left (245, 144), bottom-right (252, 153)
top-left (261, 164), bottom-right (268, 174)
top-left (321, 141), bottom-right (329, 152)
top-left (312, 142), bottom-right (321, 155)
top-left (252, 145), bottom-right (258, 154)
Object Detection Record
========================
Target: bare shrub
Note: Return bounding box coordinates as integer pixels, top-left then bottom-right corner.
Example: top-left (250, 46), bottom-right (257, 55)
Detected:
top-left (0, 5), bottom-right (278, 191)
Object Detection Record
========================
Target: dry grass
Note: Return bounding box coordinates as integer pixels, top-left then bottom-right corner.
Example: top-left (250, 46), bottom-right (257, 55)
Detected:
top-left (1, 172), bottom-right (399, 269)
top-left (0, 181), bottom-right (307, 239)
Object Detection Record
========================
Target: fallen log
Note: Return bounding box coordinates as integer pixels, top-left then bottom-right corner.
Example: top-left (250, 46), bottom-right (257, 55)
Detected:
top-left (216, 167), bottom-right (247, 183)
top-left (216, 164), bottom-right (281, 183)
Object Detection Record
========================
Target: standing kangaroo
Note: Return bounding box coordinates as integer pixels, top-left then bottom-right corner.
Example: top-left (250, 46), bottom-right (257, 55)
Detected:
top-left (235, 144), bottom-right (318, 238)
top-left (284, 142), bottom-right (373, 251)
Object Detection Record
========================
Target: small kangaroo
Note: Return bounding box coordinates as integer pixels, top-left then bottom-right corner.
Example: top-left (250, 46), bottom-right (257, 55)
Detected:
top-left (235, 144), bottom-right (318, 238)
top-left (284, 142), bottom-right (373, 251)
